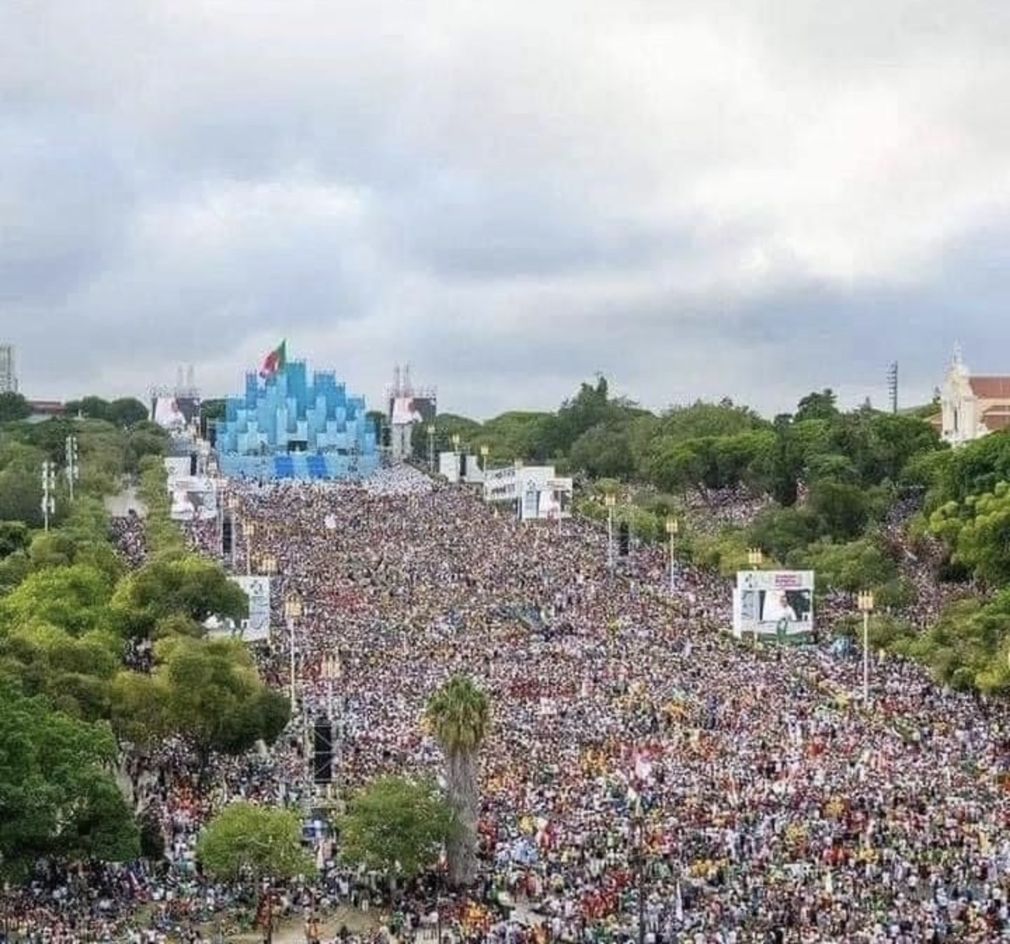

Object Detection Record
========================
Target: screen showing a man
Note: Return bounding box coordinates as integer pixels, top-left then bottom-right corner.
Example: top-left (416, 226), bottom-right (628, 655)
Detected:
top-left (760, 589), bottom-right (812, 624)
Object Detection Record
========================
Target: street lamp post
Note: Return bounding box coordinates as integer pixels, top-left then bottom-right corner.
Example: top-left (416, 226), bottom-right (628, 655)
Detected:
top-left (320, 653), bottom-right (341, 798)
top-left (604, 494), bottom-right (616, 574)
top-left (245, 520), bottom-right (256, 576)
top-left (514, 458), bottom-right (524, 520)
top-left (857, 590), bottom-right (875, 704)
top-left (65, 435), bottom-right (79, 501)
top-left (41, 461), bottom-right (56, 531)
top-left (665, 517), bottom-right (679, 594)
top-left (284, 593), bottom-right (303, 714)
top-left (227, 496), bottom-right (240, 568)
top-left (747, 548), bottom-right (764, 645)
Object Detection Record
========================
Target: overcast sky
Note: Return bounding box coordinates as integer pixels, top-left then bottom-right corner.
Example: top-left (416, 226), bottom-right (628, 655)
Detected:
top-left (3, 1), bottom-right (1009, 418)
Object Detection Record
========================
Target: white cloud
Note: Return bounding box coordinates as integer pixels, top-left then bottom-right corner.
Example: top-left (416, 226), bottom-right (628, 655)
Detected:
top-left (1, 0), bottom-right (1009, 415)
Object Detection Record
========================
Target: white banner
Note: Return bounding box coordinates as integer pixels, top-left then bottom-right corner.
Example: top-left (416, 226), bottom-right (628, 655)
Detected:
top-left (206, 576), bottom-right (272, 643)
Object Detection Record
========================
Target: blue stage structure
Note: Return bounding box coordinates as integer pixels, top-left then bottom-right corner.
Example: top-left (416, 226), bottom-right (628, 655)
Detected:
top-left (214, 360), bottom-right (378, 480)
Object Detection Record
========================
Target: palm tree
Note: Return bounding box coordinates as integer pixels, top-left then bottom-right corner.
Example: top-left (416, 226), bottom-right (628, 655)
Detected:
top-left (426, 674), bottom-right (490, 887)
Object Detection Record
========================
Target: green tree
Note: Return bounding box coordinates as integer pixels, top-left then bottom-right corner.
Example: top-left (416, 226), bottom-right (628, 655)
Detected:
top-left (0, 392), bottom-right (31, 423)
top-left (897, 591), bottom-right (1010, 694)
top-left (425, 675), bottom-right (489, 887)
top-left (569, 422), bottom-right (636, 479)
top-left (786, 538), bottom-right (898, 593)
top-left (478, 411), bottom-right (555, 463)
top-left (656, 398), bottom-right (768, 442)
top-left (932, 430), bottom-right (1010, 504)
top-left (64, 396), bottom-right (111, 422)
top-left (106, 398), bottom-right (149, 428)
top-left (155, 636), bottom-right (290, 762)
top-left (794, 389), bottom-right (839, 423)
top-left (0, 564), bottom-right (115, 637)
top-left (365, 410), bottom-right (386, 443)
top-left (340, 777), bottom-right (456, 887)
top-left (199, 399), bottom-right (227, 441)
top-left (931, 481), bottom-right (1010, 586)
top-left (0, 521), bottom-right (30, 558)
top-left (112, 554), bottom-right (248, 637)
top-left (0, 680), bottom-right (138, 880)
top-left (807, 479), bottom-right (876, 540)
top-left (647, 439), bottom-right (709, 493)
top-left (124, 427), bottom-right (168, 474)
top-left (747, 507), bottom-right (820, 561)
top-left (198, 802), bottom-right (314, 944)
top-left (0, 465), bottom-right (46, 529)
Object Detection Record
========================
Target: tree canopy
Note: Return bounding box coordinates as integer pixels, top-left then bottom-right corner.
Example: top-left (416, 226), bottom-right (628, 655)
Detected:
top-left (197, 802), bottom-right (314, 883)
top-left (0, 680), bottom-right (138, 880)
top-left (340, 776), bottom-right (456, 880)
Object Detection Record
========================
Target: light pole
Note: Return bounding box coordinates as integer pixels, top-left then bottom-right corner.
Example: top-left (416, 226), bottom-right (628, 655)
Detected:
top-left (747, 548), bottom-right (764, 645)
top-left (41, 461), bottom-right (56, 531)
top-left (605, 494), bottom-right (616, 574)
top-left (320, 653), bottom-right (341, 798)
top-left (65, 435), bottom-right (79, 501)
top-left (284, 593), bottom-right (303, 714)
top-left (480, 444), bottom-right (489, 475)
top-left (227, 495), bottom-right (240, 568)
top-left (427, 424), bottom-right (435, 472)
top-left (245, 520), bottom-right (256, 576)
top-left (857, 590), bottom-right (875, 704)
top-left (665, 517), bottom-right (679, 594)
top-left (514, 458), bottom-right (523, 520)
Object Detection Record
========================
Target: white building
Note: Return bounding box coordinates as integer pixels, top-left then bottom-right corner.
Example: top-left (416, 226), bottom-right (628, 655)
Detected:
top-left (938, 347), bottom-right (1010, 445)
top-left (483, 463), bottom-right (573, 521)
top-left (0, 344), bottom-right (17, 394)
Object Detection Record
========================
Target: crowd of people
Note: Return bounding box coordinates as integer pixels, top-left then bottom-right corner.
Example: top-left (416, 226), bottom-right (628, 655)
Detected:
top-left (8, 465), bottom-right (1010, 943)
top-left (217, 467), bottom-right (1010, 942)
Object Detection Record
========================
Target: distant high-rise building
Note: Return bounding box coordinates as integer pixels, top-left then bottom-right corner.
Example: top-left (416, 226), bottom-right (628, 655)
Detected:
top-left (0, 345), bottom-right (17, 394)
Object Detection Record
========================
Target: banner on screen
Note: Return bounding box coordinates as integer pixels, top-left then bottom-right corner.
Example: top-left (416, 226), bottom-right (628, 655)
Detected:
top-left (733, 570), bottom-right (814, 641)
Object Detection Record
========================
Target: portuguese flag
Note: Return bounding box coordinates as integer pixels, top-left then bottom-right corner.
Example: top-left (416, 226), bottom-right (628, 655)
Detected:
top-left (259, 340), bottom-right (287, 379)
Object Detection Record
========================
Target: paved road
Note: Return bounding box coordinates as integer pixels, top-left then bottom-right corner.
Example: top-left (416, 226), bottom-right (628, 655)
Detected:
top-left (104, 483), bottom-right (147, 519)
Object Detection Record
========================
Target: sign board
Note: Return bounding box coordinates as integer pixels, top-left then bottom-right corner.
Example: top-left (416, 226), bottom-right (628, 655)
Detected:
top-left (207, 576), bottom-right (272, 643)
top-left (733, 570), bottom-right (814, 642)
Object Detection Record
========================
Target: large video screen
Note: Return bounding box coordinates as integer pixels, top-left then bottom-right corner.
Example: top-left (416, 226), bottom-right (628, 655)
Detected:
top-left (733, 570), bottom-right (814, 641)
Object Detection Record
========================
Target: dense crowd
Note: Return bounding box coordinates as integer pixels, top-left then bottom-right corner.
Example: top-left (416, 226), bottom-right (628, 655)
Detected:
top-left (9, 466), bottom-right (1010, 943)
top-left (223, 468), bottom-right (1010, 942)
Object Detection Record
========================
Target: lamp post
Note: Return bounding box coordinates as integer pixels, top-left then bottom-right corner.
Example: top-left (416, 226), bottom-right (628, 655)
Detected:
top-left (747, 548), bottom-right (764, 645)
top-left (480, 444), bottom-right (489, 475)
top-left (227, 495), bottom-right (240, 568)
top-left (605, 494), bottom-right (616, 574)
top-left (427, 424), bottom-right (435, 472)
top-left (514, 458), bottom-right (524, 521)
top-left (245, 520), bottom-right (256, 577)
top-left (320, 653), bottom-right (341, 797)
top-left (41, 461), bottom-right (56, 531)
top-left (284, 593), bottom-right (303, 714)
top-left (857, 590), bottom-right (875, 704)
top-left (65, 435), bottom-right (79, 501)
top-left (665, 517), bottom-right (679, 594)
